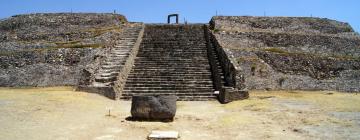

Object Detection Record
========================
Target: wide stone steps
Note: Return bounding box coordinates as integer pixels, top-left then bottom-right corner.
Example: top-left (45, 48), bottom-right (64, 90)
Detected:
top-left (122, 24), bottom-right (217, 101)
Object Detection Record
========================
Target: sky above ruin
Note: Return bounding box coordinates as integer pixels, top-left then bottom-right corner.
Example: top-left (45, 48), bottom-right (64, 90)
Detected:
top-left (0, 0), bottom-right (359, 32)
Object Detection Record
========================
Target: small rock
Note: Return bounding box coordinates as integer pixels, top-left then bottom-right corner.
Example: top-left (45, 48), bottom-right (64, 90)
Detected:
top-left (293, 128), bottom-right (301, 133)
top-left (148, 130), bottom-right (179, 140)
top-left (218, 87), bottom-right (249, 104)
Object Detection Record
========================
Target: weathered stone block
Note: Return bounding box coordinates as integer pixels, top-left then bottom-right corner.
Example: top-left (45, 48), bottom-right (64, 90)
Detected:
top-left (131, 95), bottom-right (177, 120)
top-left (219, 87), bottom-right (249, 104)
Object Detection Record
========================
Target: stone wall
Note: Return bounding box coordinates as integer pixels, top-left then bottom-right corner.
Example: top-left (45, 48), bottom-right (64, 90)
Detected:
top-left (208, 30), bottom-right (246, 90)
top-left (0, 48), bottom-right (101, 86)
top-left (210, 16), bottom-right (360, 92)
top-left (0, 13), bottom-right (127, 87)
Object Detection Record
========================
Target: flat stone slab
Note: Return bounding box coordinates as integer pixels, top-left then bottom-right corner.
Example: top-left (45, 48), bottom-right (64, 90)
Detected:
top-left (131, 95), bottom-right (177, 121)
top-left (148, 130), bottom-right (179, 140)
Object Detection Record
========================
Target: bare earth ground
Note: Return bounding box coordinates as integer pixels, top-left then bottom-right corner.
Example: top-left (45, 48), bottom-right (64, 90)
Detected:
top-left (0, 87), bottom-right (360, 140)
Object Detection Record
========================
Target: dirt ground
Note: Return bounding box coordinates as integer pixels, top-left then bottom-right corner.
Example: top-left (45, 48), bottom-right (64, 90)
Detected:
top-left (0, 87), bottom-right (359, 140)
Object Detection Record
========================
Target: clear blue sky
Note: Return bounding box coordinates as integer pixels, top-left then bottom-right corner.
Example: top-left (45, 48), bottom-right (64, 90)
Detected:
top-left (0, 0), bottom-right (359, 32)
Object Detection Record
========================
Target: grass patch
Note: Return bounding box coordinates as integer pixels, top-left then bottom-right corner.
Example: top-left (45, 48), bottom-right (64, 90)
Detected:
top-left (236, 56), bottom-right (260, 63)
top-left (54, 40), bottom-right (81, 45)
top-left (210, 28), bottom-right (221, 33)
top-left (263, 48), bottom-right (288, 54)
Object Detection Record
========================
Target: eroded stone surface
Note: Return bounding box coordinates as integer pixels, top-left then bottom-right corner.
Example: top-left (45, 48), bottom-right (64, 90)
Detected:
top-left (131, 95), bottom-right (177, 120)
top-left (210, 16), bottom-right (360, 92)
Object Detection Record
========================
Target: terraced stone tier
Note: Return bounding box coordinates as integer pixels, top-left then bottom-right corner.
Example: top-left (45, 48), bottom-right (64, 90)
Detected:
top-left (122, 24), bottom-right (220, 101)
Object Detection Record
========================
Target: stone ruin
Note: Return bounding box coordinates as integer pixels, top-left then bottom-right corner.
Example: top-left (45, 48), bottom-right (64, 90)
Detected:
top-left (1, 13), bottom-right (359, 104)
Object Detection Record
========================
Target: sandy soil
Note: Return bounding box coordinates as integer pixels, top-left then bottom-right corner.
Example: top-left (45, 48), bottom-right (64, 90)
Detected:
top-left (0, 87), bottom-right (359, 140)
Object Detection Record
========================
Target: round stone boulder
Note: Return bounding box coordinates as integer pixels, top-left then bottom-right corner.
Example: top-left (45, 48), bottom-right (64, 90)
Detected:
top-left (131, 95), bottom-right (177, 121)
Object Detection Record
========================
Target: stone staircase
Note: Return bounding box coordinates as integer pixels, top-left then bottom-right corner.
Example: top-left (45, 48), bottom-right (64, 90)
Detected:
top-left (94, 32), bottom-right (140, 85)
top-left (121, 24), bottom-right (220, 101)
top-left (77, 23), bottom-right (144, 99)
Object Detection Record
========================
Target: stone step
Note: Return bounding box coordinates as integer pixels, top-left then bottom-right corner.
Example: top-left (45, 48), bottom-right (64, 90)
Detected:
top-left (128, 72), bottom-right (211, 76)
top-left (131, 66), bottom-right (210, 69)
top-left (95, 76), bottom-right (117, 83)
top-left (129, 68), bottom-right (211, 72)
top-left (123, 89), bottom-right (214, 93)
top-left (127, 77), bottom-right (213, 80)
top-left (117, 42), bottom-right (135, 45)
top-left (99, 72), bottom-right (119, 77)
top-left (102, 61), bottom-right (125, 65)
top-left (108, 56), bottom-right (128, 59)
top-left (140, 46), bottom-right (207, 49)
top-left (133, 60), bottom-right (209, 63)
top-left (119, 95), bottom-right (218, 101)
top-left (122, 93), bottom-right (217, 97)
top-left (123, 87), bottom-right (213, 91)
top-left (92, 81), bottom-right (113, 87)
top-left (130, 71), bottom-right (211, 74)
top-left (127, 76), bottom-right (212, 80)
top-left (114, 44), bottom-right (133, 47)
top-left (138, 50), bottom-right (207, 52)
top-left (136, 55), bottom-right (208, 57)
top-left (126, 79), bottom-right (213, 86)
top-left (140, 49), bottom-right (207, 51)
top-left (126, 77), bottom-right (212, 81)
top-left (127, 73), bottom-right (212, 76)
top-left (138, 52), bottom-right (207, 54)
top-left (141, 39), bottom-right (205, 41)
top-left (134, 59), bottom-right (209, 62)
top-left (132, 64), bottom-right (211, 67)
top-left (124, 84), bottom-right (214, 87)
top-left (100, 68), bottom-right (122, 73)
top-left (101, 65), bottom-right (122, 69)
top-left (125, 80), bottom-right (212, 83)
top-left (110, 52), bottom-right (130, 55)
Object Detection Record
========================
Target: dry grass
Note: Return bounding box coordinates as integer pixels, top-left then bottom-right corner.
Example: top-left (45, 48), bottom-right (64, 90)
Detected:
top-left (251, 90), bottom-right (360, 112)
